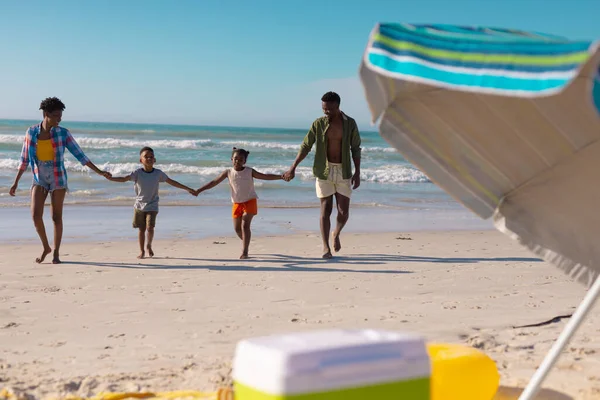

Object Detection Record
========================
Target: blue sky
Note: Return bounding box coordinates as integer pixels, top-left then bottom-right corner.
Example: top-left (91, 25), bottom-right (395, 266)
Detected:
top-left (2, 0), bottom-right (599, 129)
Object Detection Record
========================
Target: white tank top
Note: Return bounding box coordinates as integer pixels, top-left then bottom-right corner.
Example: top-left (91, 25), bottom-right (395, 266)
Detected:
top-left (227, 167), bottom-right (258, 203)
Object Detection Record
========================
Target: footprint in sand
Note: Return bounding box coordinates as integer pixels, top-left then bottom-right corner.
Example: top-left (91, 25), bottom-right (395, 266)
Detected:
top-left (395, 235), bottom-right (412, 241)
top-left (44, 286), bottom-right (61, 293)
top-left (107, 333), bottom-right (125, 339)
top-left (442, 302), bottom-right (458, 310)
top-left (569, 347), bottom-right (596, 355)
top-left (466, 333), bottom-right (500, 350)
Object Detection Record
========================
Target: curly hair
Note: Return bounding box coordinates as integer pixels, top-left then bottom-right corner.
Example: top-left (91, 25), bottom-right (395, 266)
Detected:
top-left (231, 147), bottom-right (250, 160)
top-left (321, 91), bottom-right (341, 105)
top-left (39, 97), bottom-right (66, 113)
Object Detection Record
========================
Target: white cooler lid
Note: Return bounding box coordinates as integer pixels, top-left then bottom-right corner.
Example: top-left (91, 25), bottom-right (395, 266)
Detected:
top-left (233, 329), bottom-right (430, 396)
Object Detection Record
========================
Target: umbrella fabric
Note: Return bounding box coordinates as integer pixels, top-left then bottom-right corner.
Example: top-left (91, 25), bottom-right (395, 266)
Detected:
top-left (359, 23), bottom-right (600, 287)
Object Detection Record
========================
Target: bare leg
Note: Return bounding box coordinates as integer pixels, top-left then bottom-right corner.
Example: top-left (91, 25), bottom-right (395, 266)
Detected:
top-left (146, 226), bottom-right (155, 257)
top-left (240, 213), bottom-right (254, 259)
top-left (50, 189), bottom-right (66, 264)
top-left (332, 193), bottom-right (350, 253)
top-left (320, 196), bottom-right (333, 259)
top-left (31, 186), bottom-right (51, 263)
top-left (233, 217), bottom-right (243, 240)
top-left (137, 227), bottom-right (145, 259)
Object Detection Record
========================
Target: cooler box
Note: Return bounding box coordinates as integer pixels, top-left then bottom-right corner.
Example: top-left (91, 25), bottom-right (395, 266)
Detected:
top-left (232, 329), bottom-right (431, 399)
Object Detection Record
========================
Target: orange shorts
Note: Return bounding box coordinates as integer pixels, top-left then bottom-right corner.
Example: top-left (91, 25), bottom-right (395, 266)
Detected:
top-left (232, 198), bottom-right (258, 218)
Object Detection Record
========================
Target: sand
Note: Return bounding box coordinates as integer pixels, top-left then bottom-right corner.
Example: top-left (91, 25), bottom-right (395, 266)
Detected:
top-left (1, 230), bottom-right (598, 399)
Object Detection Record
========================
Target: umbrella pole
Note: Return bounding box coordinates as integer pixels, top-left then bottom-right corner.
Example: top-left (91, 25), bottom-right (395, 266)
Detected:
top-left (518, 275), bottom-right (600, 400)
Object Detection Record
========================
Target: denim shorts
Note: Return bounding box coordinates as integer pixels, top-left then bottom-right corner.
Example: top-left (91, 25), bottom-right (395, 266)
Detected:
top-left (32, 161), bottom-right (67, 192)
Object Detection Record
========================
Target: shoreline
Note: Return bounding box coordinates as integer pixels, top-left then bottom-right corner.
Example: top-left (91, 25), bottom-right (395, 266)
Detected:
top-left (0, 201), bottom-right (456, 211)
top-left (0, 204), bottom-right (493, 244)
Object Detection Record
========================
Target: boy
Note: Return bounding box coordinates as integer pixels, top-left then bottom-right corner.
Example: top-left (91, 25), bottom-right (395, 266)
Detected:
top-left (108, 146), bottom-right (197, 258)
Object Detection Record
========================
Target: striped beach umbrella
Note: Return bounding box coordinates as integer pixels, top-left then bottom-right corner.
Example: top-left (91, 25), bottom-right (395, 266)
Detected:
top-left (359, 23), bottom-right (600, 399)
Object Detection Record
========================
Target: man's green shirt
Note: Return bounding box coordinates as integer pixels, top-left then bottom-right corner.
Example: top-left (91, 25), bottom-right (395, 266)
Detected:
top-left (299, 112), bottom-right (362, 180)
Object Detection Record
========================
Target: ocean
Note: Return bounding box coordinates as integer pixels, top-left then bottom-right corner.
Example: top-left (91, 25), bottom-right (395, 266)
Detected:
top-left (0, 118), bottom-right (463, 211)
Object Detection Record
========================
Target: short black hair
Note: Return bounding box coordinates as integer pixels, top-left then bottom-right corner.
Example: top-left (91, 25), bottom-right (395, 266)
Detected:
top-left (140, 146), bottom-right (154, 155)
top-left (39, 97), bottom-right (66, 113)
top-left (321, 91), bottom-right (341, 105)
top-left (232, 147), bottom-right (250, 160)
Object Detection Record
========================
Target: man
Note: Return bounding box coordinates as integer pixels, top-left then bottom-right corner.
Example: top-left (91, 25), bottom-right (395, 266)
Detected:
top-left (284, 91), bottom-right (361, 259)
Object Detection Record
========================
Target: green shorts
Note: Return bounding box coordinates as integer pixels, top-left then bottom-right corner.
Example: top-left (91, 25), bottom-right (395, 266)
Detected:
top-left (132, 209), bottom-right (158, 229)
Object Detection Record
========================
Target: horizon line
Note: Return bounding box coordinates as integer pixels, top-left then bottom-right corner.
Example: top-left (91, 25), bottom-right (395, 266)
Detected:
top-left (0, 118), bottom-right (378, 133)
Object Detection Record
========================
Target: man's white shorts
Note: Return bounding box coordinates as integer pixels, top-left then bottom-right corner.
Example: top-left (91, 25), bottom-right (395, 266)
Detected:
top-left (315, 163), bottom-right (352, 199)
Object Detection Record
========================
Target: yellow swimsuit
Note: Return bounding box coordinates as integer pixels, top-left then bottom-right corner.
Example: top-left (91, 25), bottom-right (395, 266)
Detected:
top-left (36, 139), bottom-right (54, 162)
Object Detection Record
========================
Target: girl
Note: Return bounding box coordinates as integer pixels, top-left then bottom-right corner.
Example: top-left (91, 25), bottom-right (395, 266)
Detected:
top-left (9, 97), bottom-right (111, 264)
top-left (196, 147), bottom-right (285, 259)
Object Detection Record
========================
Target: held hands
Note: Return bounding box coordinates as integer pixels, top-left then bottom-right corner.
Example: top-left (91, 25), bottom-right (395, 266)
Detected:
top-left (101, 170), bottom-right (112, 179)
top-left (282, 169), bottom-right (295, 182)
top-left (187, 188), bottom-right (199, 197)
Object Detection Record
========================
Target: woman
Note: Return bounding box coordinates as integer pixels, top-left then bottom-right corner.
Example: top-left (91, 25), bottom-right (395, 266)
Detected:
top-left (9, 97), bottom-right (111, 264)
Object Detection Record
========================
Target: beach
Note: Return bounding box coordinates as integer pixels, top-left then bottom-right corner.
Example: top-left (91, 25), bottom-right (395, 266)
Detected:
top-left (1, 226), bottom-right (599, 399)
top-left (1, 119), bottom-right (599, 399)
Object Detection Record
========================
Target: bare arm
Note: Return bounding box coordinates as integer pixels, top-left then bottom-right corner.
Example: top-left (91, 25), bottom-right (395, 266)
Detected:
top-left (350, 121), bottom-right (362, 189)
top-left (9, 170), bottom-right (26, 196)
top-left (353, 156), bottom-right (361, 174)
top-left (166, 177), bottom-right (196, 195)
top-left (10, 130), bottom-right (31, 195)
top-left (85, 161), bottom-right (112, 179)
top-left (252, 169), bottom-right (284, 181)
top-left (351, 155), bottom-right (361, 189)
top-left (292, 126), bottom-right (316, 170)
top-left (197, 170), bottom-right (228, 194)
top-left (107, 175), bottom-right (131, 183)
top-left (290, 151), bottom-right (309, 172)
top-left (282, 151), bottom-right (309, 182)
top-left (284, 124), bottom-right (316, 181)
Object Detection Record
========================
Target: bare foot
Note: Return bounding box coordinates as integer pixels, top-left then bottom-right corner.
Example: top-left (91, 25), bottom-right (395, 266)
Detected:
top-left (240, 253), bottom-right (249, 259)
top-left (137, 251), bottom-right (145, 259)
top-left (322, 249), bottom-right (333, 259)
top-left (52, 251), bottom-right (61, 264)
top-left (35, 247), bottom-right (52, 264)
top-left (332, 233), bottom-right (341, 252)
top-left (146, 246), bottom-right (154, 258)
